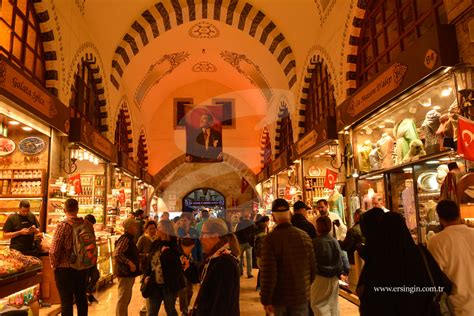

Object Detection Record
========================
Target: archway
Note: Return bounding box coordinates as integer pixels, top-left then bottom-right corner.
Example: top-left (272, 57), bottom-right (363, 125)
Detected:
top-left (183, 187), bottom-right (226, 217)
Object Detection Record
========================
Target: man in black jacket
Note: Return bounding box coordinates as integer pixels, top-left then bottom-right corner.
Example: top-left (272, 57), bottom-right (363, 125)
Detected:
top-left (291, 201), bottom-right (317, 239)
top-left (235, 211), bottom-right (255, 278)
top-left (341, 209), bottom-right (365, 293)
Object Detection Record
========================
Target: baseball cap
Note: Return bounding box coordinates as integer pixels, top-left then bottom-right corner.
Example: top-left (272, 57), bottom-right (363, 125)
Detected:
top-left (293, 201), bottom-right (310, 210)
top-left (272, 198), bottom-right (290, 212)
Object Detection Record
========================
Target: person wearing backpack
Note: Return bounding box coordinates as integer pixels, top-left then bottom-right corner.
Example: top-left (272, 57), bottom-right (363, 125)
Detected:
top-left (49, 198), bottom-right (98, 316)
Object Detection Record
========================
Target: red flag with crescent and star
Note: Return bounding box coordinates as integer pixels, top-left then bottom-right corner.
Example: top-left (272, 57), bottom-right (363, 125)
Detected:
top-left (324, 168), bottom-right (338, 190)
top-left (458, 116), bottom-right (474, 161)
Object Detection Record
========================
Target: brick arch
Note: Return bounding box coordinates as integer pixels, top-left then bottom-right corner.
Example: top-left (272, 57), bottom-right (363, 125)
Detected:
top-left (260, 127), bottom-right (271, 169)
top-left (137, 128), bottom-right (149, 169)
top-left (153, 153), bottom-right (257, 191)
top-left (274, 100), bottom-right (293, 155)
top-left (29, 0), bottom-right (59, 96)
top-left (110, 0), bottom-right (297, 90)
top-left (345, 0), bottom-right (369, 97)
top-left (114, 100), bottom-right (134, 157)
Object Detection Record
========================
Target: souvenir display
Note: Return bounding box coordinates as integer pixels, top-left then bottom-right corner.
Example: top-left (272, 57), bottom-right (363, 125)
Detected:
top-left (0, 138), bottom-right (15, 156)
top-left (18, 137), bottom-right (46, 156)
top-left (0, 248), bottom-right (42, 278)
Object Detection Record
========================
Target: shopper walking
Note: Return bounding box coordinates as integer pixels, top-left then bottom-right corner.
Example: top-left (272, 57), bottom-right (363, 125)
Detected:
top-left (291, 200), bottom-right (317, 239)
top-left (83, 214), bottom-right (100, 305)
top-left (196, 209), bottom-right (210, 235)
top-left (178, 237), bottom-right (198, 315)
top-left (235, 211), bottom-right (255, 278)
top-left (187, 218), bottom-right (240, 316)
top-left (134, 209), bottom-right (146, 243)
top-left (260, 199), bottom-right (316, 316)
top-left (310, 216), bottom-right (348, 316)
top-left (49, 198), bottom-right (97, 316)
top-left (143, 220), bottom-right (184, 316)
top-left (137, 221), bottom-right (157, 271)
top-left (358, 212), bottom-right (451, 316)
top-left (341, 209), bottom-right (365, 293)
top-left (428, 200), bottom-right (474, 316)
top-left (114, 218), bottom-right (141, 316)
top-left (315, 199), bottom-right (347, 241)
top-left (254, 215), bottom-right (270, 291)
top-left (3, 199), bottom-right (41, 256)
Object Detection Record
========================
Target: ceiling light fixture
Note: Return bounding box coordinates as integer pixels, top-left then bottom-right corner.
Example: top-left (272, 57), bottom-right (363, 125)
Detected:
top-left (426, 160), bottom-right (440, 165)
top-left (433, 105), bottom-right (442, 110)
top-left (22, 126), bottom-right (33, 131)
top-left (9, 121), bottom-right (20, 125)
top-left (440, 86), bottom-right (453, 97)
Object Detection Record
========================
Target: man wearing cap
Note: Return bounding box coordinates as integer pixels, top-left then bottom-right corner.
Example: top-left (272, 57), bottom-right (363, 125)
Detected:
top-left (260, 198), bottom-right (316, 315)
top-left (291, 201), bottom-right (317, 239)
top-left (3, 200), bottom-right (41, 256)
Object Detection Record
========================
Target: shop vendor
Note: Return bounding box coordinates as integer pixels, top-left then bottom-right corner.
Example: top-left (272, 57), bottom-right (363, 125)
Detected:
top-left (3, 200), bottom-right (41, 256)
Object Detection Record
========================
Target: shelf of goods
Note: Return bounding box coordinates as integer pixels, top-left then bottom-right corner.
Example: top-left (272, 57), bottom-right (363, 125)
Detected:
top-left (0, 248), bottom-right (42, 315)
top-left (95, 235), bottom-right (114, 288)
top-left (304, 176), bottom-right (330, 204)
top-left (47, 175), bottom-right (106, 233)
top-left (106, 192), bottom-right (130, 234)
top-left (0, 198), bottom-right (42, 233)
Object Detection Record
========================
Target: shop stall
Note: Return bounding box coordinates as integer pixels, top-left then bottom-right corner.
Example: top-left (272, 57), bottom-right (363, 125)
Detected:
top-left (0, 55), bottom-right (70, 312)
top-left (336, 23), bottom-right (470, 243)
top-left (255, 168), bottom-right (269, 215)
top-left (269, 150), bottom-right (301, 207)
top-left (136, 170), bottom-right (155, 217)
top-left (107, 152), bottom-right (140, 234)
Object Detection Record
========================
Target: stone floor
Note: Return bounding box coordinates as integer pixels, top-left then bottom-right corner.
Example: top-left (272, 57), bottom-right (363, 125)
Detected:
top-left (40, 272), bottom-right (359, 315)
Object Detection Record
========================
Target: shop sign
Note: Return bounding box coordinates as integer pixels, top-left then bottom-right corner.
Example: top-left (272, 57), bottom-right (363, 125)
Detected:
top-left (256, 169), bottom-right (267, 183)
top-left (69, 118), bottom-right (116, 163)
top-left (141, 170), bottom-right (154, 186)
top-left (0, 56), bottom-right (69, 134)
top-left (271, 151), bottom-right (289, 175)
top-left (295, 130), bottom-right (319, 156)
top-left (347, 63), bottom-right (407, 119)
top-left (118, 151), bottom-right (140, 177)
top-left (442, 0), bottom-right (472, 23)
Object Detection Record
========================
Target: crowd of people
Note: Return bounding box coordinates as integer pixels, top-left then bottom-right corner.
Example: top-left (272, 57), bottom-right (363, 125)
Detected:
top-left (3, 196), bottom-right (473, 316)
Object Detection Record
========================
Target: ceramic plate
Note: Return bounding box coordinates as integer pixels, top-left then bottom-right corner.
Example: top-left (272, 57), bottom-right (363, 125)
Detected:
top-left (18, 137), bottom-right (45, 156)
top-left (0, 138), bottom-right (15, 156)
top-left (417, 171), bottom-right (439, 192)
top-left (308, 166), bottom-right (321, 177)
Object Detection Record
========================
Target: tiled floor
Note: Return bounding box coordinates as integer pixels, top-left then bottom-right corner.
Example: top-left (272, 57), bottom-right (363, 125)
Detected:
top-left (40, 272), bottom-right (359, 315)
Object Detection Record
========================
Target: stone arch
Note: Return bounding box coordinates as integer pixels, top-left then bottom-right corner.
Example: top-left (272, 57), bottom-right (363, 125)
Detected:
top-left (260, 127), bottom-right (271, 169)
top-left (68, 48), bottom-right (110, 132)
top-left (274, 100), bottom-right (293, 155)
top-left (137, 128), bottom-right (149, 169)
top-left (31, 0), bottom-right (60, 96)
top-left (153, 153), bottom-right (257, 191)
top-left (110, 0), bottom-right (297, 90)
top-left (297, 53), bottom-right (337, 138)
top-left (345, 0), bottom-right (369, 97)
top-left (114, 100), bottom-right (135, 157)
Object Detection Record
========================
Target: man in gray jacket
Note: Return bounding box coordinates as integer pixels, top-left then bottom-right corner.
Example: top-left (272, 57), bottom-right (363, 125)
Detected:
top-left (260, 198), bottom-right (316, 315)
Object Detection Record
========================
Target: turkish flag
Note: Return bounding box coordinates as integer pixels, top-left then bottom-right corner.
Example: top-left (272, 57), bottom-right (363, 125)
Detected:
top-left (458, 116), bottom-right (474, 161)
top-left (324, 168), bottom-right (338, 190)
top-left (241, 177), bottom-right (250, 194)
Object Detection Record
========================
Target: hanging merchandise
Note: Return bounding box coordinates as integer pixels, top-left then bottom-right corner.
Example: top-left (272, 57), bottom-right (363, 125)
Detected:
top-left (394, 118), bottom-right (420, 165)
top-left (421, 109), bottom-right (441, 147)
top-left (68, 173), bottom-right (83, 195)
top-left (402, 179), bottom-right (417, 231)
top-left (457, 116), bottom-right (474, 161)
top-left (328, 187), bottom-right (345, 224)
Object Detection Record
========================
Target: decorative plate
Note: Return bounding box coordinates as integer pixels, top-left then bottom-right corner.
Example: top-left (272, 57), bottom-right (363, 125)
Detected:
top-left (417, 171), bottom-right (439, 192)
top-left (0, 138), bottom-right (15, 156)
top-left (308, 166), bottom-right (321, 177)
top-left (18, 137), bottom-right (45, 156)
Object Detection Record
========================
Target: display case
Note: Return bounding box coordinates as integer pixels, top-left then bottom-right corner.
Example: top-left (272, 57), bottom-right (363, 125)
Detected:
top-left (95, 236), bottom-right (114, 287)
top-left (357, 176), bottom-right (386, 211)
top-left (353, 73), bottom-right (457, 175)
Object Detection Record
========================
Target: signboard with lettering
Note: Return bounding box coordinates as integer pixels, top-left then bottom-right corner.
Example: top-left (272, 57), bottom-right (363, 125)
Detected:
top-left (295, 130), bottom-right (319, 156)
top-left (118, 151), bottom-right (140, 177)
top-left (141, 170), bottom-right (154, 186)
top-left (69, 118), bottom-right (116, 162)
top-left (271, 150), bottom-right (290, 175)
top-left (337, 25), bottom-right (459, 130)
top-left (0, 56), bottom-right (69, 134)
top-left (256, 167), bottom-right (269, 183)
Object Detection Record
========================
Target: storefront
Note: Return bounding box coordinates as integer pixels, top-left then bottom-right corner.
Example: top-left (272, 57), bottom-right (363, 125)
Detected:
top-left (337, 24), bottom-right (472, 244)
top-left (0, 55), bottom-right (69, 313)
top-left (269, 150), bottom-right (301, 208)
top-left (107, 152), bottom-right (141, 234)
top-left (139, 170), bottom-right (156, 217)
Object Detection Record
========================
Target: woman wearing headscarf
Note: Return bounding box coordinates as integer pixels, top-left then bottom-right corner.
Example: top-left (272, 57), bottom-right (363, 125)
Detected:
top-left (358, 211), bottom-right (451, 316)
top-left (186, 218), bottom-right (240, 316)
top-left (142, 220), bottom-right (185, 316)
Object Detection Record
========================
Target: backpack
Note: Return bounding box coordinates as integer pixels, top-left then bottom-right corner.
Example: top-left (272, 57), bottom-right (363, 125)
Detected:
top-left (66, 218), bottom-right (98, 270)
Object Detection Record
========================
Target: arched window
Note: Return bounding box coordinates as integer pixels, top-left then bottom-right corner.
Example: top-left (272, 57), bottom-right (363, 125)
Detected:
top-left (304, 61), bottom-right (336, 133)
top-left (356, 0), bottom-right (446, 87)
top-left (70, 60), bottom-right (103, 130)
top-left (115, 107), bottom-right (131, 155)
top-left (137, 133), bottom-right (148, 169)
top-left (0, 0), bottom-right (46, 83)
top-left (277, 106), bottom-right (294, 156)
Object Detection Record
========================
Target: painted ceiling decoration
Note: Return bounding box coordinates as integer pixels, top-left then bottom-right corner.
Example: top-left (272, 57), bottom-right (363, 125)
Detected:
top-left (220, 50), bottom-right (272, 102)
top-left (192, 61), bottom-right (217, 72)
top-left (75, 0), bottom-right (86, 15)
top-left (110, 0), bottom-right (297, 91)
top-left (314, 0), bottom-right (336, 26)
top-left (135, 51), bottom-right (190, 106)
top-left (188, 21), bottom-right (220, 38)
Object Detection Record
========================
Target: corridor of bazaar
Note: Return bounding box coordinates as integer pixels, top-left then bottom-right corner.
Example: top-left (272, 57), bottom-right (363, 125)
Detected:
top-left (0, 0), bottom-right (473, 315)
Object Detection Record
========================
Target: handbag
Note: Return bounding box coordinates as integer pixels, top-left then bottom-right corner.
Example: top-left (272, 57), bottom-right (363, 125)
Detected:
top-left (418, 246), bottom-right (454, 316)
top-left (140, 276), bottom-right (152, 299)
